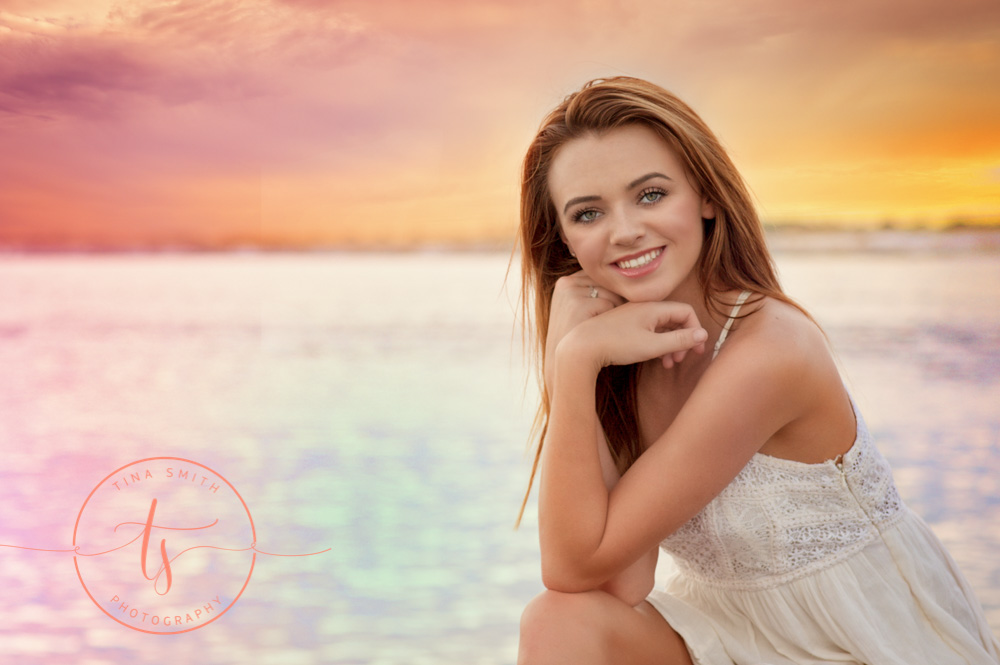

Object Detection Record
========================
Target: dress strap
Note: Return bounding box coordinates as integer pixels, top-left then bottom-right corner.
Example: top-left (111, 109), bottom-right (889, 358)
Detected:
top-left (712, 290), bottom-right (751, 360)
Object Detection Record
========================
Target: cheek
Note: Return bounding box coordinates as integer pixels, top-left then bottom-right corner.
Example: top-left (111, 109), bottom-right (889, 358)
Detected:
top-left (555, 219), bottom-right (569, 246)
top-left (567, 233), bottom-right (602, 262)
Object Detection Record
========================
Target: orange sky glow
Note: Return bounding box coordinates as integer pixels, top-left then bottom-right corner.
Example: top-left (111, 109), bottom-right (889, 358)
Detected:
top-left (1, 0), bottom-right (998, 249)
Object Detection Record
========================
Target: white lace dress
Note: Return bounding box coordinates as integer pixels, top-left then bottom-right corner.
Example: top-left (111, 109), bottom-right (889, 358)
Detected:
top-left (646, 398), bottom-right (1000, 664)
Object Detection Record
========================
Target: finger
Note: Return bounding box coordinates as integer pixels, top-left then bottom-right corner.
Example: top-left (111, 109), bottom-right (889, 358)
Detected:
top-left (598, 288), bottom-right (626, 307)
top-left (563, 269), bottom-right (594, 288)
top-left (562, 270), bottom-right (625, 305)
top-left (641, 327), bottom-right (709, 368)
top-left (648, 302), bottom-right (702, 335)
top-left (658, 327), bottom-right (708, 355)
top-left (598, 289), bottom-right (628, 307)
top-left (553, 271), bottom-right (594, 293)
top-left (582, 284), bottom-right (625, 307)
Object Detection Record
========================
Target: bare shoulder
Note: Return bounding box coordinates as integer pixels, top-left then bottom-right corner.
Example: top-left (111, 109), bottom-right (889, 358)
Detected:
top-left (720, 295), bottom-right (832, 372)
top-left (713, 294), bottom-right (854, 462)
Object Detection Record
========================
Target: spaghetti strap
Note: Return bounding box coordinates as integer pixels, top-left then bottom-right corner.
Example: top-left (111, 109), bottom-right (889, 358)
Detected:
top-left (711, 290), bottom-right (751, 360)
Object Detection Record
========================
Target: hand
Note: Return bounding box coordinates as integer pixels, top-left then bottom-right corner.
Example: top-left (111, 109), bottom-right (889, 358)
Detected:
top-left (545, 272), bottom-right (625, 388)
top-left (560, 301), bottom-right (708, 372)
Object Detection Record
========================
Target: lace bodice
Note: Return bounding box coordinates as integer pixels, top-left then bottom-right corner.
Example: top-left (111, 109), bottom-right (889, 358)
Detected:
top-left (660, 400), bottom-right (905, 590)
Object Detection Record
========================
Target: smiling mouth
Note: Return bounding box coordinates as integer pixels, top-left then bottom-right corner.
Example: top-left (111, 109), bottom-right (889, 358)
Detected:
top-left (616, 248), bottom-right (663, 269)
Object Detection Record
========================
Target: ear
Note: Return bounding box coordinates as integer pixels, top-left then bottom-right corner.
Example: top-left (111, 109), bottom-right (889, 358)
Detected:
top-left (701, 197), bottom-right (716, 221)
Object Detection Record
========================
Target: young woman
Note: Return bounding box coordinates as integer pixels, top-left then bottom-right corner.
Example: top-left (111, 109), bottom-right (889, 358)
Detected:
top-left (515, 77), bottom-right (999, 665)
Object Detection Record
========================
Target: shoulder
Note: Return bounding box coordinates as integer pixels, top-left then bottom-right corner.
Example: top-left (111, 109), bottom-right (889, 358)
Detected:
top-left (632, 296), bottom-right (833, 509)
top-left (710, 294), bottom-right (856, 462)
top-left (719, 295), bottom-right (829, 369)
top-left (705, 294), bottom-right (839, 426)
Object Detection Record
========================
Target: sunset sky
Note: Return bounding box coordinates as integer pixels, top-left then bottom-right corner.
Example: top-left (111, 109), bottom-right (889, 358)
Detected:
top-left (1, 0), bottom-right (998, 248)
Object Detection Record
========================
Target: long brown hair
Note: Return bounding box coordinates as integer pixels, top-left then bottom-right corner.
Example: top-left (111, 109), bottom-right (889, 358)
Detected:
top-left (515, 77), bottom-right (802, 526)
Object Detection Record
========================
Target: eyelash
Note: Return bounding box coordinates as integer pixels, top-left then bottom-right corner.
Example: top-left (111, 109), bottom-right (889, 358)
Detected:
top-left (569, 187), bottom-right (667, 223)
top-left (571, 208), bottom-right (600, 223)
top-left (638, 187), bottom-right (666, 204)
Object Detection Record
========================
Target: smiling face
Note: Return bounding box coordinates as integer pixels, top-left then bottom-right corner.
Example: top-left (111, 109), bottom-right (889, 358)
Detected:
top-left (547, 124), bottom-right (715, 304)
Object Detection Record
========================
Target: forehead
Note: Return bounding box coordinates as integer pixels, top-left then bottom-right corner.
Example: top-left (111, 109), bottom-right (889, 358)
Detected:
top-left (547, 124), bottom-right (686, 199)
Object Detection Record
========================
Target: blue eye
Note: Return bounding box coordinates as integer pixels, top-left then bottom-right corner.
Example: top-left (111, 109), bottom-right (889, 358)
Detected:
top-left (638, 188), bottom-right (665, 204)
top-left (572, 208), bottom-right (600, 223)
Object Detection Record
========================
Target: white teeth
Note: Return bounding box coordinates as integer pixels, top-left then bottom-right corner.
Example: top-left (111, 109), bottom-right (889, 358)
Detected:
top-left (617, 248), bottom-right (662, 269)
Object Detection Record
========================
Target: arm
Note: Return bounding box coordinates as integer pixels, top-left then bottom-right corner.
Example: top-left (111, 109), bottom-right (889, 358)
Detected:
top-left (539, 385), bottom-right (658, 606)
top-left (594, 428), bottom-right (658, 606)
top-left (538, 273), bottom-right (657, 603)
top-left (539, 301), bottom-right (814, 592)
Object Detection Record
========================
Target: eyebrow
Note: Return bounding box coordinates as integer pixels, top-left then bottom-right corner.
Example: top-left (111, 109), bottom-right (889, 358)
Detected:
top-left (562, 172), bottom-right (673, 215)
top-left (628, 172), bottom-right (672, 189)
top-left (562, 195), bottom-right (600, 214)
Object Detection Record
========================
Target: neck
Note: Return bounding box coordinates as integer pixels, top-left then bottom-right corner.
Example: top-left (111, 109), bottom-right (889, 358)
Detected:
top-left (666, 272), bottom-right (736, 344)
top-left (642, 283), bottom-right (742, 385)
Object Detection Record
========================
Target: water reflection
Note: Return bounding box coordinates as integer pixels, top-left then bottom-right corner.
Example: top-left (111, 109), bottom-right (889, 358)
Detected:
top-left (0, 249), bottom-right (996, 663)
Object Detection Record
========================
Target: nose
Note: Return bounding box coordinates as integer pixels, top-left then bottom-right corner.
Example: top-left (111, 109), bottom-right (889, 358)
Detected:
top-left (608, 207), bottom-right (644, 246)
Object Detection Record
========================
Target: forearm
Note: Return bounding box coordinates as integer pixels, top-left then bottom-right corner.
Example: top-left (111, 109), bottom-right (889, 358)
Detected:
top-left (537, 342), bottom-right (610, 590)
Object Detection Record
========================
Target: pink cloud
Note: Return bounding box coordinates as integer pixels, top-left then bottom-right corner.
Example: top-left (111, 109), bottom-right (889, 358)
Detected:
top-left (0, 1), bottom-right (370, 120)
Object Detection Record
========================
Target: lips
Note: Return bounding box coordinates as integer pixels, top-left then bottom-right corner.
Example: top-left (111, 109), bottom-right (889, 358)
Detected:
top-left (615, 247), bottom-right (663, 269)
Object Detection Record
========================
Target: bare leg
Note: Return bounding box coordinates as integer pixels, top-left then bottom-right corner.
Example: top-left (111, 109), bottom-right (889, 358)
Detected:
top-left (518, 589), bottom-right (694, 665)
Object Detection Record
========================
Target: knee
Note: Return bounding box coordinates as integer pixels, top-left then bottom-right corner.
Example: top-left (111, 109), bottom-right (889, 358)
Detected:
top-left (518, 590), bottom-right (612, 664)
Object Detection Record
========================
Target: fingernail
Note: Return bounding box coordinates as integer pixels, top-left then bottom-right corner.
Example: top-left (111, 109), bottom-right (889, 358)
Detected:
top-left (693, 329), bottom-right (708, 342)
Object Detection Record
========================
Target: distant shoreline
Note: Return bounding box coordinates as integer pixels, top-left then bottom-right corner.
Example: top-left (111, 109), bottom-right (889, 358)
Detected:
top-left (2, 226), bottom-right (1000, 255)
top-left (764, 227), bottom-right (1000, 253)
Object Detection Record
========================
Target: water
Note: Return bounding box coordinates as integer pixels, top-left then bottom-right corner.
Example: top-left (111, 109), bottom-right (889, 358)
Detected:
top-left (0, 244), bottom-right (997, 663)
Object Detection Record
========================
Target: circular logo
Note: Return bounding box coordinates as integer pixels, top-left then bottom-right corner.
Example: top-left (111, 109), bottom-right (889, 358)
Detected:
top-left (73, 457), bottom-right (256, 634)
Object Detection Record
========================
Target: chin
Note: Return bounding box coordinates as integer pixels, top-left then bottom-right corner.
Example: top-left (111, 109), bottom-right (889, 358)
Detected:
top-left (625, 278), bottom-right (678, 299)
top-left (619, 289), bottom-right (671, 304)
